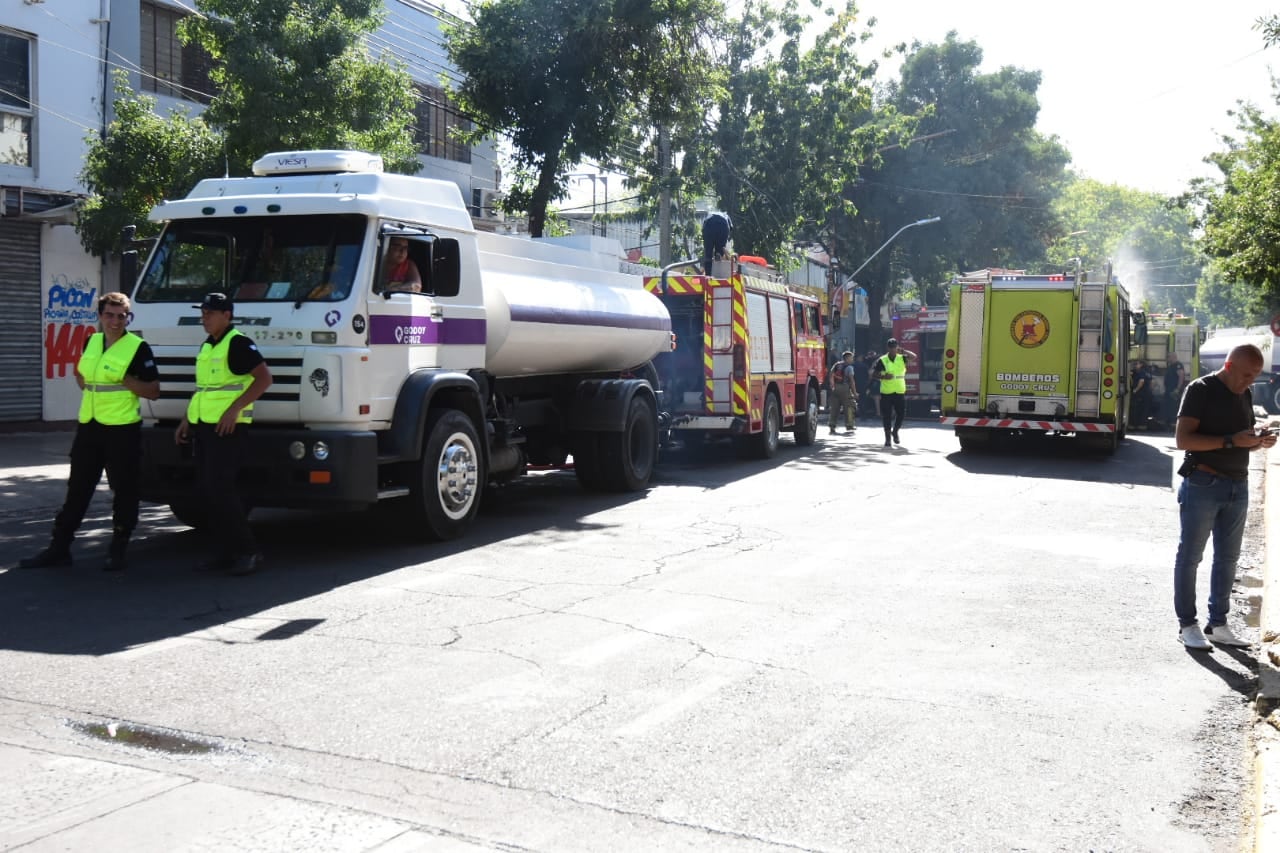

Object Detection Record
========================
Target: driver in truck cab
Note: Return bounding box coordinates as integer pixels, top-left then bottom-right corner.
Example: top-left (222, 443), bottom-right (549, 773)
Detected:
top-left (382, 237), bottom-right (422, 293)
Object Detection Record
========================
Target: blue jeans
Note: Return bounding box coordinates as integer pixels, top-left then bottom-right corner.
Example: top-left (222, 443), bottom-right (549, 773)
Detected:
top-left (1173, 470), bottom-right (1249, 627)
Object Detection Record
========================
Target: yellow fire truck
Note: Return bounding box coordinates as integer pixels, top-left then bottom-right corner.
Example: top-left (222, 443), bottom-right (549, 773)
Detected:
top-left (939, 267), bottom-right (1132, 452)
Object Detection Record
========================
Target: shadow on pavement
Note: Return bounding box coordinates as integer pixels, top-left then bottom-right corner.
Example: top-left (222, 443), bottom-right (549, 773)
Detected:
top-left (1183, 644), bottom-right (1259, 696)
top-left (945, 431), bottom-right (1174, 488)
top-left (0, 437), bottom-right (828, 658)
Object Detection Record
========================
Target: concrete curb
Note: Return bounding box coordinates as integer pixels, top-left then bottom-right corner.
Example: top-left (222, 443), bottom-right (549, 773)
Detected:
top-left (1256, 445), bottom-right (1280, 852)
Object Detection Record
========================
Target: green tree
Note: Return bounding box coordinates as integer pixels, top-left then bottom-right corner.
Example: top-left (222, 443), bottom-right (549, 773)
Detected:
top-left (1047, 177), bottom-right (1202, 316)
top-left (185, 0), bottom-right (420, 176)
top-left (445, 0), bottom-right (722, 237)
top-left (848, 33), bottom-right (1069, 330)
top-left (1194, 97), bottom-right (1280, 306)
top-left (76, 74), bottom-right (222, 257)
top-left (696, 0), bottom-right (913, 269)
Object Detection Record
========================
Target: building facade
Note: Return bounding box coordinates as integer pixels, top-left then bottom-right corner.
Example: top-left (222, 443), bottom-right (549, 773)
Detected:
top-left (1, 0), bottom-right (497, 423)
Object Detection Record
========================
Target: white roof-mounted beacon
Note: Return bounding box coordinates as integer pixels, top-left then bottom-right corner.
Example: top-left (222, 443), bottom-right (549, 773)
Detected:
top-left (252, 150), bottom-right (384, 177)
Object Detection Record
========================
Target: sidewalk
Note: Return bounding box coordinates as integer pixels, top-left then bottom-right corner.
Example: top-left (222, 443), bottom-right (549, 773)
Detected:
top-left (1257, 446), bottom-right (1280, 851)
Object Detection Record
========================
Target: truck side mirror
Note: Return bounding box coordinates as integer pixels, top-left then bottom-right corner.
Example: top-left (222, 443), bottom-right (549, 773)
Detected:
top-left (427, 238), bottom-right (461, 297)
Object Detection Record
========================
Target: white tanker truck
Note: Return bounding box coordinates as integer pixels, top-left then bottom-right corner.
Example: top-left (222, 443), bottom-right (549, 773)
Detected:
top-left (127, 150), bottom-right (674, 541)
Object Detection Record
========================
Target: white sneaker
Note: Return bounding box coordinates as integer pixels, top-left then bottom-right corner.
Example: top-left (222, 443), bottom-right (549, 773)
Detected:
top-left (1179, 624), bottom-right (1211, 650)
top-left (1205, 623), bottom-right (1251, 647)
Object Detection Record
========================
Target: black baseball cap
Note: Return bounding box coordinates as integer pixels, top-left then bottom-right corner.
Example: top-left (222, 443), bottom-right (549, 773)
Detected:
top-left (886, 337), bottom-right (899, 347)
top-left (196, 292), bottom-right (233, 312)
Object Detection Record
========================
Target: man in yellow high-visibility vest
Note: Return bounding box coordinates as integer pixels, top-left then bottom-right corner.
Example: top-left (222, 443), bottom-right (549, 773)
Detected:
top-left (175, 293), bottom-right (272, 576)
top-left (18, 292), bottom-right (160, 571)
top-left (871, 337), bottom-right (918, 449)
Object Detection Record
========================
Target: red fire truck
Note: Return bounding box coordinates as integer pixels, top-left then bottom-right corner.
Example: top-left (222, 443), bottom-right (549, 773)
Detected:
top-left (891, 305), bottom-right (949, 416)
top-left (645, 259), bottom-right (826, 457)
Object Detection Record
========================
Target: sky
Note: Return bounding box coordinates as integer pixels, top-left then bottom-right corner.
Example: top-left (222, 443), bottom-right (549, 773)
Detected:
top-left (852, 1), bottom-right (1277, 197)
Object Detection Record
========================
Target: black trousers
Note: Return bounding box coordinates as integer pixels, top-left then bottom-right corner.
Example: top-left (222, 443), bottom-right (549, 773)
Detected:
top-left (881, 392), bottom-right (906, 438)
top-left (52, 421), bottom-right (142, 543)
top-left (193, 422), bottom-right (257, 558)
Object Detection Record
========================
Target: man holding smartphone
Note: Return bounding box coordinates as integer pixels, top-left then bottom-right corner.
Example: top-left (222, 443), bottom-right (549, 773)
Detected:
top-left (1172, 343), bottom-right (1277, 650)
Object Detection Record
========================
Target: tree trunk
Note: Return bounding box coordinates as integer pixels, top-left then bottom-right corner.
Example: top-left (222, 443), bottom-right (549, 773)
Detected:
top-left (527, 154), bottom-right (562, 238)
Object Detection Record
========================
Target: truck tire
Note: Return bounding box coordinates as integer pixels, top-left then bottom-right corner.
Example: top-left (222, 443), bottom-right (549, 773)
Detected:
top-left (793, 383), bottom-right (819, 446)
top-left (741, 391), bottom-right (781, 459)
top-left (411, 409), bottom-right (483, 540)
top-left (593, 395), bottom-right (658, 492)
top-left (572, 433), bottom-right (607, 490)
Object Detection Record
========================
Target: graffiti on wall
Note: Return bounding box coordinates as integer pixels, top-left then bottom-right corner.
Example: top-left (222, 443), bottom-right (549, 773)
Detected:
top-left (43, 274), bottom-right (98, 379)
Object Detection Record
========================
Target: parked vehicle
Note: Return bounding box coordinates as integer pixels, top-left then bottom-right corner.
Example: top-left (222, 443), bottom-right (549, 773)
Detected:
top-left (126, 150), bottom-right (674, 541)
top-left (644, 258), bottom-right (825, 457)
top-left (939, 267), bottom-right (1132, 453)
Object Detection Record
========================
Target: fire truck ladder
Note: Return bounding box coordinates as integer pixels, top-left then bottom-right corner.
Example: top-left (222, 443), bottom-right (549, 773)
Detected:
top-left (1074, 283), bottom-right (1105, 419)
top-left (707, 281), bottom-right (736, 414)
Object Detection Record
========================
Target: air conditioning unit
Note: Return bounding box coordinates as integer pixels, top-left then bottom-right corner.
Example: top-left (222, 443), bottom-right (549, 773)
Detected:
top-left (478, 189), bottom-right (505, 222)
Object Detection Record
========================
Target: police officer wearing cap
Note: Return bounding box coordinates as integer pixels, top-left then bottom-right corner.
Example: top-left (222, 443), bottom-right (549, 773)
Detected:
top-left (176, 292), bottom-right (272, 575)
top-left (18, 292), bottom-right (160, 571)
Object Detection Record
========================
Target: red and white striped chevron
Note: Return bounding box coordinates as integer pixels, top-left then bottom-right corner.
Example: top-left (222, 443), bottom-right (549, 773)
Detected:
top-left (939, 417), bottom-right (1115, 433)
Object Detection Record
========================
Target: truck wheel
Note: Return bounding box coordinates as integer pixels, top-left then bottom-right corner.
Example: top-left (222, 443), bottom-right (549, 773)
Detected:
top-left (412, 409), bottom-right (483, 540)
top-left (742, 391), bottom-right (781, 459)
top-left (168, 498), bottom-right (208, 530)
top-left (596, 395), bottom-right (658, 491)
top-left (793, 384), bottom-right (819, 446)
top-left (1270, 385), bottom-right (1280, 415)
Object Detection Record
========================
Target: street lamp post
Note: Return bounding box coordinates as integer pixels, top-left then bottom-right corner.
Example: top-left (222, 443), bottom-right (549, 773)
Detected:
top-left (837, 216), bottom-right (941, 354)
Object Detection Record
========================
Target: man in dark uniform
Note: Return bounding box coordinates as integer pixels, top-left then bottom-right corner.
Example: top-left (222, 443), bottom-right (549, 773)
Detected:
top-left (19, 292), bottom-right (160, 571)
top-left (175, 293), bottom-right (272, 576)
top-left (700, 212), bottom-right (732, 275)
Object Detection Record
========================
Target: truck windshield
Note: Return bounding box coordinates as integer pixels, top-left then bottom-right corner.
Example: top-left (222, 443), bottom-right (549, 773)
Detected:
top-left (133, 214), bottom-right (367, 304)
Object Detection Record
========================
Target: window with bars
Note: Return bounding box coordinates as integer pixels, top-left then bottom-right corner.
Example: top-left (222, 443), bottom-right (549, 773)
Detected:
top-left (414, 84), bottom-right (471, 164)
top-left (0, 30), bottom-right (32, 167)
top-left (141, 1), bottom-right (213, 103)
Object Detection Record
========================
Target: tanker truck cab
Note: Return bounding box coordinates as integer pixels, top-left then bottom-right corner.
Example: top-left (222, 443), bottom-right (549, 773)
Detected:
top-left (128, 150), bottom-right (669, 542)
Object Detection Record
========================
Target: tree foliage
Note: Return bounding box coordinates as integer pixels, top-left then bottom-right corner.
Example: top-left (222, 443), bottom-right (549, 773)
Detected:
top-left (76, 74), bottom-right (221, 257)
top-left (694, 0), bottom-right (912, 268)
top-left (77, 0), bottom-right (420, 257)
top-left (842, 34), bottom-right (1069, 335)
top-left (1194, 97), bottom-right (1280, 307)
top-left (184, 0), bottom-right (419, 176)
top-left (445, 0), bottom-right (722, 237)
top-left (1047, 177), bottom-right (1202, 315)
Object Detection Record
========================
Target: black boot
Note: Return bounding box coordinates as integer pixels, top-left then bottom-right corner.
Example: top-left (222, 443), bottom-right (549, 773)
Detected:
top-left (18, 541), bottom-right (72, 569)
top-left (103, 527), bottom-right (130, 572)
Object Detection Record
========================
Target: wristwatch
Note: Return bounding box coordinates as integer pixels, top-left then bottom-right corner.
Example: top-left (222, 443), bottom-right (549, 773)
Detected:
top-left (1224, 435), bottom-right (1234, 449)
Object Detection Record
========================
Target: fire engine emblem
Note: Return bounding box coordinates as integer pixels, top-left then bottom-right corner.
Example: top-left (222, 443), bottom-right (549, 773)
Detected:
top-left (1010, 310), bottom-right (1050, 348)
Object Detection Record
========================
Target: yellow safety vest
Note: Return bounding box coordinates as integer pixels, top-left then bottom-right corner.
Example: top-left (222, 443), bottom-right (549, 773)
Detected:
top-left (188, 329), bottom-right (254, 425)
top-left (878, 353), bottom-right (907, 395)
top-left (77, 332), bottom-right (145, 425)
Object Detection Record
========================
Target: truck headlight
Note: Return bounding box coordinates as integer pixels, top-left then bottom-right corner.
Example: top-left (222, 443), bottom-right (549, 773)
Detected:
top-left (289, 441), bottom-right (306, 461)
top-left (313, 441), bottom-right (330, 461)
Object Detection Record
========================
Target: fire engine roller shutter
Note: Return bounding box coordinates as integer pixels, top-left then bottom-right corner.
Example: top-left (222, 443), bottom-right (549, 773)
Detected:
top-left (0, 220), bottom-right (42, 422)
top-left (746, 290), bottom-right (771, 372)
top-left (768, 295), bottom-right (793, 373)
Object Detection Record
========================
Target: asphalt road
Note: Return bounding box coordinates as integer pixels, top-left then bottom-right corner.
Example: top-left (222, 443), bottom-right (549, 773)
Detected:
top-left (0, 419), bottom-right (1264, 851)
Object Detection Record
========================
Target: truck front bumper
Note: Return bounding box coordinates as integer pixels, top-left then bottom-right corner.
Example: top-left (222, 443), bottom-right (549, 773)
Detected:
top-left (139, 425), bottom-right (381, 511)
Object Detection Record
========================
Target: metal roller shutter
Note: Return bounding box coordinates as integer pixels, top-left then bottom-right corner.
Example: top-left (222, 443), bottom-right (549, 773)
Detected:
top-left (0, 220), bottom-right (42, 422)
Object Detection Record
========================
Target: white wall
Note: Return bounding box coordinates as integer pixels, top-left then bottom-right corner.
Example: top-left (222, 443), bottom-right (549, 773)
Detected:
top-left (41, 224), bottom-right (102, 421)
top-left (0, 2), bottom-right (103, 193)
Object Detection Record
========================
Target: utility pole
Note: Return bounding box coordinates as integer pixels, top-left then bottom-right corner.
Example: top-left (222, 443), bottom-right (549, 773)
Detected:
top-left (658, 127), bottom-right (672, 265)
